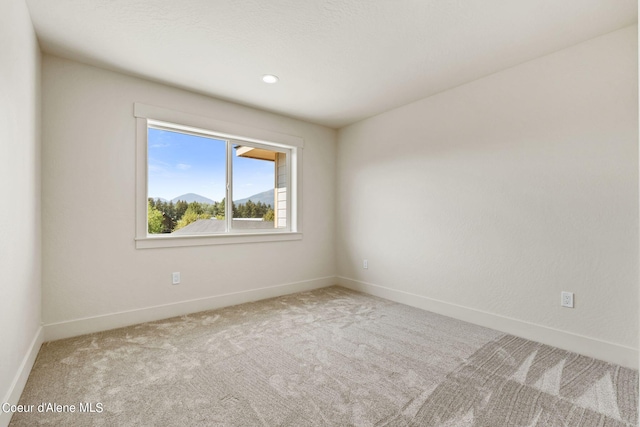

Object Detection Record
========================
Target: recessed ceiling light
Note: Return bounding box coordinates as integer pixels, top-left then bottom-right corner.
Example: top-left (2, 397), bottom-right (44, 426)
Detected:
top-left (262, 74), bottom-right (279, 84)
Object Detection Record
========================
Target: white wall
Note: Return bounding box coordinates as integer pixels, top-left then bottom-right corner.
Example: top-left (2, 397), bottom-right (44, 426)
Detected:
top-left (0, 0), bottom-right (42, 419)
top-left (41, 56), bottom-right (336, 337)
top-left (337, 26), bottom-right (638, 367)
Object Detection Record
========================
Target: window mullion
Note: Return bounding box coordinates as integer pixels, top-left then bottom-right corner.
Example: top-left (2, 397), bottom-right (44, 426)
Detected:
top-left (286, 149), bottom-right (292, 232)
top-left (225, 139), bottom-right (232, 233)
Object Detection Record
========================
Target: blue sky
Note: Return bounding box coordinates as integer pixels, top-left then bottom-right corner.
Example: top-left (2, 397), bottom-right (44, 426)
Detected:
top-left (148, 128), bottom-right (274, 202)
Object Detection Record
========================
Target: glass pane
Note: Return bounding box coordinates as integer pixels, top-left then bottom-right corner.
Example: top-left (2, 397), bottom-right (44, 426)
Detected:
top-left (232, 144), bottom-right (285, 230)
top-left (147, 127), bottom-right (226, 235)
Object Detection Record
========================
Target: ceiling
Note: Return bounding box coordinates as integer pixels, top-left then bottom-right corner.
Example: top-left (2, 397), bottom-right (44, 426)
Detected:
top-left (25, 0), bottom-right (637, 129)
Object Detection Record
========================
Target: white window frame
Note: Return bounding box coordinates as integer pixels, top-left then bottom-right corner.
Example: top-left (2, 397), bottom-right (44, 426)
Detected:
top-left (134, 103), bottom-right (303, 249)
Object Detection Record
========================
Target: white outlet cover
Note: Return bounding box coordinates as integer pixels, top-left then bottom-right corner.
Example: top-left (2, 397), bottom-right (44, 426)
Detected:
top-left (561, 291), bottom-right (574, 308)
top-left (172, 272), bottom-right (180, 285)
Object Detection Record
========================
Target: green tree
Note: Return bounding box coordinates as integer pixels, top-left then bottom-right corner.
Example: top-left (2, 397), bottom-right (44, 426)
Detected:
top-left (175, 200), bottom-right (188, 222)
top-left (164, 201), bottom-right (176, 221)
top-left (213, 198), bottom-right (225, 220)
top-left (174, 204), bottom-right (212, 231)
top-left (147, 201), bottom-right (164, 234)
top-left (245, 200), bottom-right (256, 218)
top-left (263, 208), bottom-right (275, 222)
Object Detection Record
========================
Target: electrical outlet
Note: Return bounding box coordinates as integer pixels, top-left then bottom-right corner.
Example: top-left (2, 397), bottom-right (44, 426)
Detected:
top-left (172, 272), bottom-right (181, 285)
top-left (363, 259), bottom-right (368, 269)
top-left (561, 291), bottom-right (574, 308)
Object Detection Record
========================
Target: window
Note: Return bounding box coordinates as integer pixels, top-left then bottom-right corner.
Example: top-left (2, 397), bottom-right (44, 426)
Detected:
top-left (134, 103), bottom-right (303, 248)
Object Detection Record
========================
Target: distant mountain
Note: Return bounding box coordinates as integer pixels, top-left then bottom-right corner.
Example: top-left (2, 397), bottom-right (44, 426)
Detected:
top-left (234, 189), bottom-right (275, 207)
top-left (159, 190), bottom-right (275, 207)
top-left (170, 193), bottom-right (216, 204)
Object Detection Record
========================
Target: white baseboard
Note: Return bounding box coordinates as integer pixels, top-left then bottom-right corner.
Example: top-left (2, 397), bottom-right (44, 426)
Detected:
top-left (337, 276), bottom-right (638, 370)
top-left (44, 276), bottom-right (336, 342)
top-left (1, 326), bottom-right (43, 427)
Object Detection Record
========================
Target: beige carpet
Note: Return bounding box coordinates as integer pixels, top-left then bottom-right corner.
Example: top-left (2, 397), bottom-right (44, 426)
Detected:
top-left (10, 286), bottom-right (638, 426)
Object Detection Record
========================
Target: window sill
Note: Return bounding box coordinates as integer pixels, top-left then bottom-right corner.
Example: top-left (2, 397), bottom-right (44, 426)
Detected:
top-left (135, 232), bottom-right (302, 249)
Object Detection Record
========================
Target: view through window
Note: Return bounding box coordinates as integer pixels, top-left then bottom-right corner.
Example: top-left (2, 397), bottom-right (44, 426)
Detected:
top-left (146, 124), bottom-right (289, 236)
